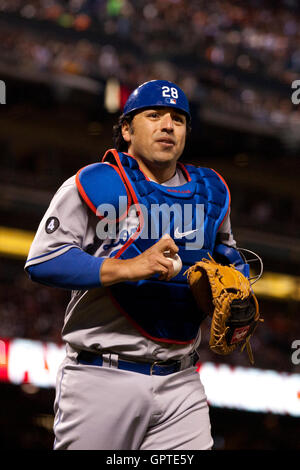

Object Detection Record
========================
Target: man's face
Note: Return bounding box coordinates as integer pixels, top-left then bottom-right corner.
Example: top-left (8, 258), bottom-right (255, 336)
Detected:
top-left (122, 107), bottom-right (187, 167)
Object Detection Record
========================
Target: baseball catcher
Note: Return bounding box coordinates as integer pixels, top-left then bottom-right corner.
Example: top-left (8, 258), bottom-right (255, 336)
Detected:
top-left (185, 253), bottom-right (263, 364)
top-left (26, 79), bottom-right (263, 450)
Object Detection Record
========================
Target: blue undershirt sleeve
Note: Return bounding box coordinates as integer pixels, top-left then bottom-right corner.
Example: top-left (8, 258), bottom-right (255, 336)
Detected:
top-left (26, 247), bottom-right (105, 290)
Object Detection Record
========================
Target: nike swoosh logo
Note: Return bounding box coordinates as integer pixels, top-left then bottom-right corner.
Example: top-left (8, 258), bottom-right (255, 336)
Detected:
top-left (174, 227), bottom-right (199, 239)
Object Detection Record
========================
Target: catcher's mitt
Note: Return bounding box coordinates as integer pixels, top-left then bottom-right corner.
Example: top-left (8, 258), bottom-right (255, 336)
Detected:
top-left (185, 255), bottom-right (262, 364)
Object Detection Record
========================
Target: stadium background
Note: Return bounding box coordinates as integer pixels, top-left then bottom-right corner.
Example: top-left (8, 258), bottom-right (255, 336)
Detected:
top-left (0, 0), bottom-right (299, 450)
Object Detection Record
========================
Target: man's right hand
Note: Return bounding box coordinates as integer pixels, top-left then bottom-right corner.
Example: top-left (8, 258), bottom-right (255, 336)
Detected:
top-left (100, 234), bottom-right (179, 286)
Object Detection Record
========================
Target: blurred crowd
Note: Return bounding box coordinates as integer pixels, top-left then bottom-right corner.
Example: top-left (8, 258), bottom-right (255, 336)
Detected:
top-left (0, 270), bottom-right (299, 374)
top-left (1, 0), bottom-right (300, 129)
top-left (230, 184), bottom-right (300, 238)
top-left (0, 273), bottom-right (67, 344)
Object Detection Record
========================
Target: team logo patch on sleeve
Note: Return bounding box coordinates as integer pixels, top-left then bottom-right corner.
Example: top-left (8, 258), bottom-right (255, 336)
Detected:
top-left (45, 217), bottom-right (60, 234)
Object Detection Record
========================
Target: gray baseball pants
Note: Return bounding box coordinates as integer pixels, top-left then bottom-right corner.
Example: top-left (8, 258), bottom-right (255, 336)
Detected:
top-left (53, 355), bottom-right (213, 450)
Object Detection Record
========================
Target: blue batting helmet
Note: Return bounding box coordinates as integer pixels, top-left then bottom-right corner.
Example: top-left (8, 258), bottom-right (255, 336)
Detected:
top-left (123, 80), bottom-right (191, 120)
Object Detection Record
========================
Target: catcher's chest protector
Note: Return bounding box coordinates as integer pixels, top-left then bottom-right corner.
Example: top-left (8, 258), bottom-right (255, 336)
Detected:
top-left (76, 150), bottom-right (230, 344)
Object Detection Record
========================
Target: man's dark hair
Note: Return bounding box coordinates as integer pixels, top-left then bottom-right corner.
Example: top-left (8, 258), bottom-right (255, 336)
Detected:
top-left (112, 110), bottom-right (192, 151)
top-left (113, 113), bottom-right (134, 151)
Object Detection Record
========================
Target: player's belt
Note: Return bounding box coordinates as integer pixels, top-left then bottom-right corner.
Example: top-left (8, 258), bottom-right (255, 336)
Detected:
top-left (77, 350), bottom-right (199, 376)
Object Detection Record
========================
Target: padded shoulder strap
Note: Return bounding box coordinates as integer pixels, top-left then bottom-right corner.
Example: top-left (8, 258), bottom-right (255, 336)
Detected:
top-left (75, 161), bottom-right (131, 221)
top-left (185, 164), bottom-right (231, 231)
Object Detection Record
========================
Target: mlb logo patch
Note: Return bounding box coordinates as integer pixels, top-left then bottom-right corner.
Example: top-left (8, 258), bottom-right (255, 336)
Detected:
top-left (166, 98), bottom-right (177, 105)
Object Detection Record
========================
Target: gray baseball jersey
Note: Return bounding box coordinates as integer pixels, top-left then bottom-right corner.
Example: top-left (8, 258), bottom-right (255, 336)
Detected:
top-left (25, 167), bottom-right (235, 361)
top-left (26, 166), bottom-right (235, 450)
